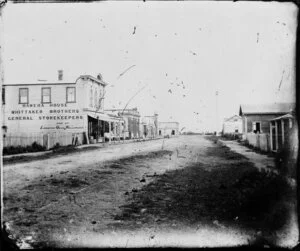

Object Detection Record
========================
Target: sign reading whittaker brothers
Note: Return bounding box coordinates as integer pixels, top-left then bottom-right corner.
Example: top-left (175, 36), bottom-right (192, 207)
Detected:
top-left (6, 103), bottom-right (85, 132)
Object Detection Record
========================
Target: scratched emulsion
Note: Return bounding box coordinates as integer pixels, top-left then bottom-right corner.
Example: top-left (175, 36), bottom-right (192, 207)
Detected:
top-left (1, 1), bottom-right (298, 249)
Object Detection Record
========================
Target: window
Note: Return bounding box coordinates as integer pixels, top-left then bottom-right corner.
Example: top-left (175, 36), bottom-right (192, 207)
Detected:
top-left (94, 90), bottom-right (98, 108)
top-left (2, 87), bottom-right (5, 105)
top-left (90, 87), bottom-right (93, 107)
top-left (66, 87), bottom-right (76, 103)
top-left (41, 87), bottom-right (51, 103)
top-left (19, 88), bottom-right (29, 104)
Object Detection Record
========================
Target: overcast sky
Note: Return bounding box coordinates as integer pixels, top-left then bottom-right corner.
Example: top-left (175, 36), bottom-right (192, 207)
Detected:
top-left (2, 1), bottom-right (297, 132)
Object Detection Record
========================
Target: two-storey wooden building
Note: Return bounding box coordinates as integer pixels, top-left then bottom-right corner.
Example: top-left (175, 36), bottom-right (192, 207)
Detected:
top-left (2, 73), bottom-right (124, 148)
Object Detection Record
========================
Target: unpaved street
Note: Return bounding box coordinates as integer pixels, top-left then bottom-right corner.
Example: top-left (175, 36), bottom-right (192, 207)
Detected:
top-left (3, 136), bottom-right (297, 248)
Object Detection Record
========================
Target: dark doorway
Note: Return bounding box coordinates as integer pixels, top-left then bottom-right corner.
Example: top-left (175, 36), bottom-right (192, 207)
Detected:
top-left (88, 116), bottom-right (106, 141)
top-left (171, 130), bottom-right (175, 135)
top-left (256, 122), bottom-right (261, 133)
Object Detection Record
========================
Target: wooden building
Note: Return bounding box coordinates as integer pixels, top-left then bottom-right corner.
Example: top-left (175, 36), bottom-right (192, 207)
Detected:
top-left (239, 103), bottom-right (295, 134)
top-left (105, 108), bottom-right (141, 139)
top-left (269, 112), bottom-right (296, 152)
top-left (140, 113), bottom-right (159, 139)
top-left (2, 72), bottom-right (123, 148)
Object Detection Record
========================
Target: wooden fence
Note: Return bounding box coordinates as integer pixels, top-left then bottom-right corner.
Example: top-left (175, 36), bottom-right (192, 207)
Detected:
top-left (246, 133), bottom-right (270, 152)
top-left (3, 133), bottom-right (44, 148)
top-left (3, 132), bottom-right (86, 150)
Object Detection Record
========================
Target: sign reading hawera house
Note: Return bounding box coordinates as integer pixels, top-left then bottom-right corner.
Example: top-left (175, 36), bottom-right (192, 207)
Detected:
top-left (2, 74), bottom-right (123, 147)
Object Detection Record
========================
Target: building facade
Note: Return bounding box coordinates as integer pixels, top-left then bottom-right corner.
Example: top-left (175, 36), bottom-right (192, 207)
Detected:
top-left (222, 115), bottom-right (242, 135)
top-left (158, 122), bottom-right (179, 137)
top-left (140, 113), bottom-right (159, 139)
top-left (239, 103), bottom-right (295, 152)
top-left (239, 103), bottom-right (295, 134)
top-left (2, 73), bottom-right (124, 148)
top-left (105, 108), bottom-right (140, 139)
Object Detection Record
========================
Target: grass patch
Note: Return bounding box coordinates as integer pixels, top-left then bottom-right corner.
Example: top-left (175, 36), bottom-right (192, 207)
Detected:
top-left (3, 145), bottom-right (101, 165)
top-left (3, 142), bottom-right (46, 155)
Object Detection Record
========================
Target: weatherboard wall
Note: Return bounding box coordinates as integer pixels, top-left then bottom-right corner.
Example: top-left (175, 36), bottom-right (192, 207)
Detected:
top-left (2, 77), bottom-right (108, 148)
top-left (242, 114), bottom-right (286, 134)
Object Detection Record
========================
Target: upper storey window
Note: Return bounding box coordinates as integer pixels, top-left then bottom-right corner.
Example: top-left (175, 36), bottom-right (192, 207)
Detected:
top-left (19, 88), bottom-right (29, 104)
top-left (66, 87), bottom-right (76, 103)
top-left (42, 87), bottom-right (51, 103)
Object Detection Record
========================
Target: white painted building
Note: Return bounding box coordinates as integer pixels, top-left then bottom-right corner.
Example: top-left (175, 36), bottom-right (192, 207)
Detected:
top-left (2, 73), bottom-right (124, 148)
top-left (222, 115), bottom-right (242, 134)
top-left (158, 122), bottom-right (179, 137)
top-left (140, 114), bottom-right (159, 139)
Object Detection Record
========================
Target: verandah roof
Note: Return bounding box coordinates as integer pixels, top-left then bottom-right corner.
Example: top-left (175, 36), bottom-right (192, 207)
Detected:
top-left (270, 113), bottom-right (294, 121)
top-left (87, 112), bottom-right (123, 123)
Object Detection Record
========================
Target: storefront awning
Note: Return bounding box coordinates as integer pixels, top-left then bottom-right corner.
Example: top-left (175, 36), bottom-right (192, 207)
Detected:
top-left (87, 112), bottom-right (123, 123)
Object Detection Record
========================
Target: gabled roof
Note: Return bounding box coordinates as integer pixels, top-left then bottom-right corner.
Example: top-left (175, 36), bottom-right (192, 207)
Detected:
top-left (239, 103), bottom-right (295, 116)
top-left (224, 115), bottom-right (241, 122)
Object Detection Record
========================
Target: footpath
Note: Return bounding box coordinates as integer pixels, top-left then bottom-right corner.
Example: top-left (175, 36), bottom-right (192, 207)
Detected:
top-left (219, 140), bottom-right (276, 173)
top-left (219, 139), bottom-right (296, 188)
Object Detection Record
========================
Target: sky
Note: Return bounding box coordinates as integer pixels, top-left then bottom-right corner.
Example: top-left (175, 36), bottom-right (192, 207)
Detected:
top-left (1, 1), bottom-right (297, 132)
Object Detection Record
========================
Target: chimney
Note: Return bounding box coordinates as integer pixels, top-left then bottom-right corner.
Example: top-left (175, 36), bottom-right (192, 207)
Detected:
top-left (97, 73), bottom-right (103, 80)
top-left (58, 70), bottom-right (63, 81)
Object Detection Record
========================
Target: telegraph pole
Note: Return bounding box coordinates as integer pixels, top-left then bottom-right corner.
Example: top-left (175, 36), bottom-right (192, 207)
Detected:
top-left (215, 90), bottom-right (219, 135)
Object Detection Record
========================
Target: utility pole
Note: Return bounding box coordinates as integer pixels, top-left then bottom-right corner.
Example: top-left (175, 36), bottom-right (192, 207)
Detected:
top-left (215, 90), bottom-right (219, 135)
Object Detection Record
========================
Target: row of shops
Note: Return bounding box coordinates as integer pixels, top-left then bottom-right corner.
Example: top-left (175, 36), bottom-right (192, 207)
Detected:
top-left (1, 72), bottom-right (179, 149)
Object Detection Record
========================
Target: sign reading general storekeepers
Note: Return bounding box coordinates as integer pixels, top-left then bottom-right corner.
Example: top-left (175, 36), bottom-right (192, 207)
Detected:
top-left (5, 103), bottom-right (85, 132)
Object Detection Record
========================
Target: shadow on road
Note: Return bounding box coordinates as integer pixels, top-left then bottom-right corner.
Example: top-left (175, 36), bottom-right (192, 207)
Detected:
top-left (112, 142), bottom-right (296, 246)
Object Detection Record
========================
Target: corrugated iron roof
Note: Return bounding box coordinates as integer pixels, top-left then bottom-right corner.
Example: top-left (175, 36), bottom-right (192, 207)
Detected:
top-left (239, 103), bottom-right (295, 115)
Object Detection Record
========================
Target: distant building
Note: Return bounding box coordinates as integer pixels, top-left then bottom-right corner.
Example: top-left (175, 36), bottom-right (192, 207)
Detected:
top-left (140, 113), bottom-right (158, 139)
top-left (222, 115), bottom-right (242, 135)
top-left (2, 72), bottom-right (123, 148)
top-left (239, 103), bottom-right (295, 134)
top-left (158, 122), bottom-right (179, 137)
top-left (105, 108), bottom-right (141, 139)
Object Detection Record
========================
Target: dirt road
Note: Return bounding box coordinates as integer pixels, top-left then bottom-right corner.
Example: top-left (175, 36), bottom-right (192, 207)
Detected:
top-left (2, 136), bottom-right (297, 248)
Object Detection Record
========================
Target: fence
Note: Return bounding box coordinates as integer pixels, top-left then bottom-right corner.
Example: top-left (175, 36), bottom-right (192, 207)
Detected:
top-left (3, 133), bottom-right (44, 148)
top-left (246, 133), bottom-right (270, 152)
top-left (3, 132), bottom-right (87, 150)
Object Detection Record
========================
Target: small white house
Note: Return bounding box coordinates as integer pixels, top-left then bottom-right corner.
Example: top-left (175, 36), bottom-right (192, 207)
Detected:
top-left (158, 122), bottom-right (179, 137)
top-left (222, 115), bottom-right (242, 134)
